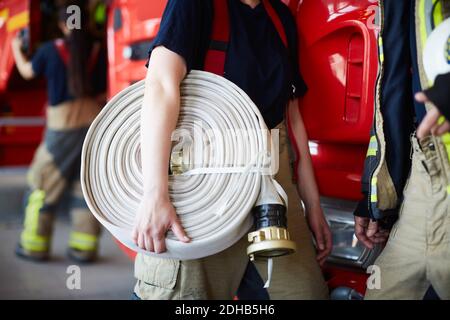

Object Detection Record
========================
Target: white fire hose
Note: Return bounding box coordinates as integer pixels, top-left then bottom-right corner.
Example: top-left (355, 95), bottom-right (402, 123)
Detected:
top-left (81, 70), bottom-right (293, 264)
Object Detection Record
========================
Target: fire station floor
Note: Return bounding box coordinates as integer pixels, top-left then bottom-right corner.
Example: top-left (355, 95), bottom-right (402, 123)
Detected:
top-left (0, 168), bottom-right (135, 300)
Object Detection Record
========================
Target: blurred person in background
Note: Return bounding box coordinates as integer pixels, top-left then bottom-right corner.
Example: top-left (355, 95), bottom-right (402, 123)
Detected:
top-left (10, 1), bottom-right (107, 263)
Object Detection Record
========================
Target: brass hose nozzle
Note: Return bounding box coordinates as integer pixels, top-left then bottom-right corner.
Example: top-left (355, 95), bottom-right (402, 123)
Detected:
top-left (247, 204), bottom-right (296, 261)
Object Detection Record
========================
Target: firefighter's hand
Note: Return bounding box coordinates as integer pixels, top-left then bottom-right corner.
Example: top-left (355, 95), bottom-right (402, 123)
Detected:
top-left (416, 92), bottom-right (450, 139)
top-left (306, 207), bottom-right (333, 266)
top-left (11, 35), bottom-right (22, 52)
top-left (354, 216), bottom-right (389, 249)
top-left (131, 191), bottom-right (190, 253)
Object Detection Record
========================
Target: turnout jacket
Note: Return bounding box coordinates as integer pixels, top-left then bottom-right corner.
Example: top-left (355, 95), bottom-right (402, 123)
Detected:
top-left (355, 0), bottom-right (450, 222)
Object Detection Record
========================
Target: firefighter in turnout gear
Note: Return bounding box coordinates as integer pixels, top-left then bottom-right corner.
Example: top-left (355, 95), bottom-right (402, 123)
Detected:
top-left (354, 0), bottom-right (450, 299)
top-left (10, 3), bottom-right (106, 262)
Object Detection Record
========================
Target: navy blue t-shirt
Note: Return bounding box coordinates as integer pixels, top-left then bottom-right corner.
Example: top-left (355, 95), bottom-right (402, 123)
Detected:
top-left (31, 40), bottom-right (107, 106)
top-left (147, 0), bottom-right (307, 129)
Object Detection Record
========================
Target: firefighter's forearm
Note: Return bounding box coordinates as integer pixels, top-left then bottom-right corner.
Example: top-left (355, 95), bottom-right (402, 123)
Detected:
top-left (11, 43), bottom-right (34, 80)
top-left (140, 77), bottom-right (180, 198)
top-left (140, 46), bottom-right (186, 198)
top-left (296, 145), bottom-right (321, 212)
top-left (287, 100), bottom-right (321, 212)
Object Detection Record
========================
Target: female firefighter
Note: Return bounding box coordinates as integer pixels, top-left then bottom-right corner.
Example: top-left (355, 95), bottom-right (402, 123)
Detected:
top-left (11, 4), bottom-right (106, 263)
top-left (131, 0), bottom-right (333, 300)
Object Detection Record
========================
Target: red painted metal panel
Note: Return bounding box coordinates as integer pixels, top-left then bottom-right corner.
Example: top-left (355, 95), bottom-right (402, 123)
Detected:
top-left (0, 0), bottom-right (47, 167)
top-left (107, 0), bottom-right (165, 98)
top-left (323, 266), bottom-right (368, 296)
top-left (296, 0), bottom-right (379, 200)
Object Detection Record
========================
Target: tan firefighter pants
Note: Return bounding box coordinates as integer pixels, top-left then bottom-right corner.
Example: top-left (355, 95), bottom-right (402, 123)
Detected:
top-left (20, 99), bottom-right (102, 253)
top-left (133, 123), bottom-right (329, 300)
top-left (365, 135), bottom-right (450, 300)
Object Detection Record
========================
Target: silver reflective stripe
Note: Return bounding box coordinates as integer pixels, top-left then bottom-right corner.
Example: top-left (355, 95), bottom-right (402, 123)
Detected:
top-left (0, 117), bottom-right (45, 127)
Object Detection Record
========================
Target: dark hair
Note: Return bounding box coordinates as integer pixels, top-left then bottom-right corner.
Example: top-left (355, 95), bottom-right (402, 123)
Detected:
top-left (58, 2), bottom-right (93, 98)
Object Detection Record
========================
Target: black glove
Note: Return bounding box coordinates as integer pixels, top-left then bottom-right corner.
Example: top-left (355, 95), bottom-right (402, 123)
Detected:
top-left (424, 72), bottom-right (450, 120)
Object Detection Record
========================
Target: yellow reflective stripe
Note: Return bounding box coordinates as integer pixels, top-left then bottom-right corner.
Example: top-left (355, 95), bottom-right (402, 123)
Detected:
top-left (366, 136), bottom-right (378, 157)
top-left (419, 0), bottom-right (428, 50)
top-left (21, 232), bottom-right (49, 252)
top-left (370, 177), bottom-right (378, 203)
top-left (442, 132), bottom-right (450, 144)
top-left (69, 232), bottom-right (98, 251)
top-left (438, 116), bottom-right (450, 192)
top-left (447, 36), bottom-right (450, 64)
top-left (21, 190), bottom-right (48, 252)
top-left (6, 10), bottom-right (28, 32)
top-left (94, 2), bottom-right (106, 24)
top-left (68, 241), bottom-right (97, 251)
top-left (378, 36), bottom-right (384, 63)
top-left (0, 8), bottom-right (9, 22)
top-left (23, 190), bottom-right (45, 234)
top-left (433, 0), bottom-right (443, 26)
top-left (441, 134), bottom-right (450, 165)
top-left (418, 0), bottom-right (443, 48)
top-left (70, 232), bottom-right (97, 243)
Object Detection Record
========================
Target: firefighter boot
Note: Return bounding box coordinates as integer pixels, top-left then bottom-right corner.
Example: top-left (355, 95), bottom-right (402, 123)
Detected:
top-left (67, 208), bottom-right (101, 263)
top-left (16, 189), bottom-right (54, 262)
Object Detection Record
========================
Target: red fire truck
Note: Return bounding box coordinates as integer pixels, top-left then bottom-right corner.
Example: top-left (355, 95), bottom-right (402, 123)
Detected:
top-left (0, 0), bottom-right (381, 298)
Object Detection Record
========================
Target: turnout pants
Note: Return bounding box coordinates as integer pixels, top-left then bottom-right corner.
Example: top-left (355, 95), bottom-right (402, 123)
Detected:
top-left (365, 135), bottom-right (450, 300)
top-left (20, 99), bottom-right (102, 254)
top-left (133, 123), bottom-right (329, 300)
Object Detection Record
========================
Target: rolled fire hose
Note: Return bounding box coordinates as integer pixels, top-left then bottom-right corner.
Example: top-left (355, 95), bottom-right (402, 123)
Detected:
top-left (81, 70), bottom-right (296, 265)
